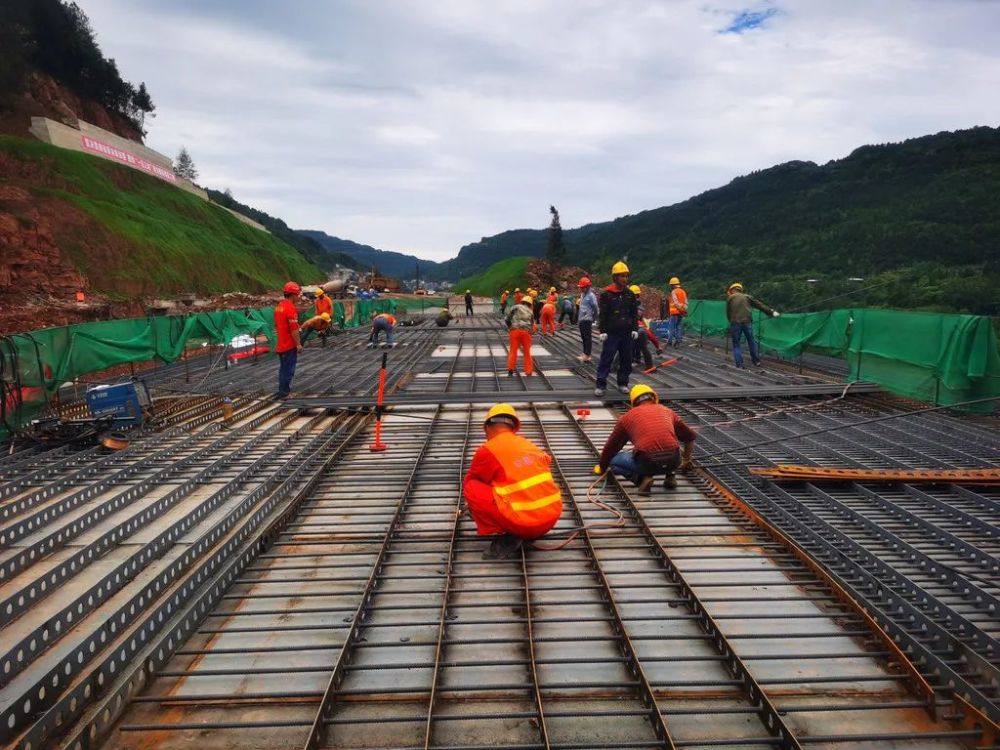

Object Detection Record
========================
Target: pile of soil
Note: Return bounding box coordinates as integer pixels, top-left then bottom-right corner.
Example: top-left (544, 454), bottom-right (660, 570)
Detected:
top-left (523, 259), bottom-right (667, 316)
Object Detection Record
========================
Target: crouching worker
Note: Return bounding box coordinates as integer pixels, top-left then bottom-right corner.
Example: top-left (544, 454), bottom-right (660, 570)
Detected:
top-left (368, 312), bottom-right (397, 348)
top-left (597, 384), bottom-right (696, 495)
top-left (435, 307), bottom-right (453, 327)
top-left (300, 312), bottom-right (333, 344)
top-left (463, 404), bottom-right (563, 559)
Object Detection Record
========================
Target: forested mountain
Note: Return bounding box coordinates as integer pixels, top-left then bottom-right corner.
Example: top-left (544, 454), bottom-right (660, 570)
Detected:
top-left (297, 230), bottom-right (441, 280)
top-left (446, 126), bottom-right (1000, 314)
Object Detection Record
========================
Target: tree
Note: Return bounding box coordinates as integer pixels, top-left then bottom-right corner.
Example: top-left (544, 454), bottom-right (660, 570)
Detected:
top-left (131, 81), bottom-right (155, 131)
top-left (173, 147), bottom-right (198, 181)
top-left (546, 205), bottom-right (565, 283)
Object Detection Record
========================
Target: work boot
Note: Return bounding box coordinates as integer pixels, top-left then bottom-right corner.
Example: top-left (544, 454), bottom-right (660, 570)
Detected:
top-left (594, 387), bottom-right (605, 397)
top-left (663, 473), bottom-right (678, 490)
top-left (496, 533), bottom-right (524, 559)
top-left (507, 369), bottom-right (515, 377)
top-left (618, 383), bottom-right (630, 394)
top-left (637, 476), bottom-right (655, 496)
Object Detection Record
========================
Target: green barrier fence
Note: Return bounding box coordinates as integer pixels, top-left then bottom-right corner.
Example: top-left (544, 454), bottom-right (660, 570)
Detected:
top-left (684, 300), bottom-right (1000, 410)
top-left (0, 299), bottom-right (400, 439)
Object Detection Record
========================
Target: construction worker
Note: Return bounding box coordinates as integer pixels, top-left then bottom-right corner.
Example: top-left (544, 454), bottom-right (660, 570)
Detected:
top-left (499, 289), bottom-right (510, 314)
top-left (540, 293), bottom-right (557, 335)
top-left (463, 404), bottom-right (563, 559)
top-left (726, 282), bottom-right (779, 368)
top-left (594, 261), bottom-right (639, 397)
top-left (464, 289), bottom-right (474, 316)
top-left (435, 306), bottom-right (453, 327)
top-left (667, 277), bottom-right (688, 348)
top-left (313, 288), bottom-right (334, 346)
top-left (368, 311), bottom-right (398, 348)
top-left (504, 294), bottom-right (535, 376)
top-left (513, 287), bottom-right (523, 305)
top-left (546, 286), bottom-right (558, 305)
top-left (300, 312), bottom-right (333, 344)
top-left (598, 385), bottom-right (696, 495)
top-left (530, 289), bottom-right (543, 323)
top-left (576, 276), bottom-right (598, 362)
top-left (274, 281), bottom-right (303, 400)
top-left (558, 294), bottom-right (574, 329)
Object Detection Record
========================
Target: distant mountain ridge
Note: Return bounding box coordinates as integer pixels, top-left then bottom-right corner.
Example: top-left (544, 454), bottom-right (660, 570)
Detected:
top-left (297, 230), bottom-right (442, 280)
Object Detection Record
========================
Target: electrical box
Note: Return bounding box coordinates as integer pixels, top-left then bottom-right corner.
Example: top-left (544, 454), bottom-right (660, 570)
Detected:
top-left (85, 381), bottom-right (151, 426)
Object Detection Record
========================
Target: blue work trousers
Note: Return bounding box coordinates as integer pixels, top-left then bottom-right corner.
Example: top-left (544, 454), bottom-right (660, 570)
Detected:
top-left (277, 349), bottom-right (298, 397)
top-left (668, 314), bottom-right (685, 345)
top-left (596, 332), bottom-right (633, 389)
top-left (610, 449), bottom-right (681, 484)
top-left (730, 322), bottom-right (759, 368)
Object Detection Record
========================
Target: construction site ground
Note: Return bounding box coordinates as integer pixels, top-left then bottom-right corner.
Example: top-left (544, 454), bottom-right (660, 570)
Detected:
top-left (1, 304), bottom-right (998, 750)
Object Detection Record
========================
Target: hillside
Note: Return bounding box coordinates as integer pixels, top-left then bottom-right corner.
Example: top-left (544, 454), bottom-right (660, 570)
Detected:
top-left (298, 229), bottom-right (441, 280)
top-left (454, 256), bottom-right (533, 297)
top-left (0, 136), bottom-right (320, 318)
top-left (448, 126), bottom-right (1000, 315)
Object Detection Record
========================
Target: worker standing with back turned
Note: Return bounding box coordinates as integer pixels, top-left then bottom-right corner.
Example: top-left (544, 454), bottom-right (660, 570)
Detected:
top-left (726, 282), bottom-right (779, 368)
top-left (273, 281), bottom-right (303, 400)
top-left (464, 404), bottom-right (563, 559)
top-left (666, 277), bottom-right (687, 348)
top-left (540, 293), bottom-right (557, 335)
top-left (598, 385), bottom-right (696, 495)
top-left (594, 261), bottom-right (639, 397)
top-left (504, 294), bottom-right (535, 376)
top-left (465, 290), bottom-right (474, 317)
top-left (576, 276), bottom-right (598, 362)
top-left (499, 290), bottom-right (510, 314)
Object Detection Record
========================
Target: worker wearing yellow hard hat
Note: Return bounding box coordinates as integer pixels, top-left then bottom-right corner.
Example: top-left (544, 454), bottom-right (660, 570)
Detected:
top-left (666, 276), bottom-right (687, 348)
top-left (726, 282), bottom-right (780, 368)
top-left (499, 289), bottom-right (511, 314)
top-left (593, 261), bottom-right (639, 398)
top-left (463, 404), bottom-right (563, 558)
top-left (595, 384), bottom-right (696, 494)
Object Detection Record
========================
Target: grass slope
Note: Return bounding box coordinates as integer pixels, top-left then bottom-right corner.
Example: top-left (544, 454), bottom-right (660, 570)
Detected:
top-left (455, 256), bottom-right (532, 297)
top-left (0, 136), bottom-right (320, 295)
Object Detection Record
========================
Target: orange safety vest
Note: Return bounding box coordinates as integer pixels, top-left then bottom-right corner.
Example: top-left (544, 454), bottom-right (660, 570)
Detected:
top-left (376, 313), bottom-right (397, 326)
top-left (669, 287), bottom-right (688, 316)
top-left (500, 292), bottom-right (509, 303)
top-left (546, 293), bottom-right (557, 304)
top-left (486, 431), bottom-right (562, 530)
top-left (514, 292), bottom-right (523, 304)
top-left (315, 296), bottom-right (333, 317)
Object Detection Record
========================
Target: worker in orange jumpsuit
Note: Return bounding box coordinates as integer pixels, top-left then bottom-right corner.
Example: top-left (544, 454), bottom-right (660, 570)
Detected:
top-left (312, 288), bottom-right (334, 346)
top-left (539, 295), bottom-right (557, 335)
top-left (464, 404), bottom-right (563, 559)
top-left (546, 286), bottom-right (558, 304)
top-left (504, 296), bottom-right (535, 376)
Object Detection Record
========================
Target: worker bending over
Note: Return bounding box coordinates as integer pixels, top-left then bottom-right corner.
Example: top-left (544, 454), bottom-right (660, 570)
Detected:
top-left (726, 282), bottom-right (779, 368)
top-left (464, 404), bottom-right (563, 559)
top-left (435, 307), bottom-right (453, 327)
top-left (300, 312), bottom-right (333, 344)
top-left (540, 294), bottom-right (557, 335)
top-left (368, 312), bottom-right (398, 348)
top-left (504, 295), bottom-right (535, 376)
top-left (594, 261), bottom-right (639, 397)
top-left (598, 385), bottom-right (696, 495)
top-left (274, 281), bottom-right (303, 400)
top-left (558, 295), bottom-right (574, 329)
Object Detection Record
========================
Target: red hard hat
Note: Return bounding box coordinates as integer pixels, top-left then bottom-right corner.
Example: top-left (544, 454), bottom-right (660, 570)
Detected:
top-left (577, 276), bottom-right (591, 287)
top-left (283, 281), bottom-right (301, 295)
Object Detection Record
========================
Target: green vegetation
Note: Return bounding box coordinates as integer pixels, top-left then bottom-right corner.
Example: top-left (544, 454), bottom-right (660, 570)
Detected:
top-left (0, 136), bottom-right (320, 294)
top-left (450, 127), bottom-right (1000, 315)
top-left (455, 256), bottom-right (532, 297)
top-left (299, 229), bottom-right (439, 280)
top-left (0, 1), bottom-right (153, 131)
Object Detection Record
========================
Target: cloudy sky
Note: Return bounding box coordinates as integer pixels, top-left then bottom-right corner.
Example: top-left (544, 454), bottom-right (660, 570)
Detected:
top-left (81, 0), bottom-right (1000, 261)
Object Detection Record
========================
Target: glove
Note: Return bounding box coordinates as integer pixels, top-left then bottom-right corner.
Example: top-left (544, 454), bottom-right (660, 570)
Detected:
top-left (631, 330), bottom-right (639, 339)
top-left (772, 311), bottom-right (780, 318)
top-left (598, 333), bottom-right (608, 342)
top-left (679, 459), bottom-right (694, 473)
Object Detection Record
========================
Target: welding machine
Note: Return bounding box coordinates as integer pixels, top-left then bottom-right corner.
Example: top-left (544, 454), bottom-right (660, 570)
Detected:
top-left (85, 381), bottom-right (151, 427)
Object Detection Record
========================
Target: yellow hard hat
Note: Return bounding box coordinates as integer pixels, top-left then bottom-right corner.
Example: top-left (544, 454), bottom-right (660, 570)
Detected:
top-left (611, 261), bottom-right (630, 276)
top-left (728, 282), bottom-right (743, 292)
top-left (484, 403), bottom-right (520, 430)
top-left (549, 286), bottom-right (556, 292)
top-left (629, 284), bottom-right (641, 295)
top-left (528, 289), bottom-right (537, 298)
top-left (314, 288), bottom-right (325, 297)
top-left (669, 277), bottom-right (680, 286)
top-left (320, 312), bottom-right (331, 321)
top-left (629, 384), bottom-right (659, 406)
top-left (514, 287), bottom-right (520, 292)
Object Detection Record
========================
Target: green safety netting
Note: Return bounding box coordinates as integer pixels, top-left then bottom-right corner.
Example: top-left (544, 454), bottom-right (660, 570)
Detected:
top-left (0, 299), bottom-right (401, 439)
top-left (683, 300), bottom-right (1000, 410)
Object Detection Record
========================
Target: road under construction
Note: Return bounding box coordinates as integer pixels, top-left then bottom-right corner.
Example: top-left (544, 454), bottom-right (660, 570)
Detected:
top-left (0, 308), bottom-right (998, 750)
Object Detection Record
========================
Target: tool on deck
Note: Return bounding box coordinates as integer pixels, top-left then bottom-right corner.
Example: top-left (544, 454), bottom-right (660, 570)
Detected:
top-left (643, 356), bottom-right (678, 374)
top-left (369, 352), bottom-right (389, 452)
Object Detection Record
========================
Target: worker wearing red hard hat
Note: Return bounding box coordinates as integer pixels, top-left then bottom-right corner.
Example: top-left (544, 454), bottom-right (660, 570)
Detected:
top-left (576, 276), bottom-right (598, 362)
top-left (463, 404), bottom-right (563, 559)
top-left (274, 281), bottom-right (303, 400)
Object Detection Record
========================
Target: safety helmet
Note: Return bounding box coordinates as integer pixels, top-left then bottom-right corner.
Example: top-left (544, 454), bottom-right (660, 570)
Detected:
top-left (283, 281), bottom-right (301, 295)
top-left (484, 403), bottom-right (520, 430)
top-left (669, 277), bottom-right (680, 286)
top-left (611, 261), bottom-right (630, 276)
top-left (466, 289), bottom-right (471, 293)
top-left (549, 286), bottom-right (556, 292)
top-left (528, 289), bottom-right (537, 298)
top-left (314, 288), bottom-right (325, 297)
top-left (728, 282), bottom-right (743, 292)
top-left (629, 284), bottom-right (641, 295)
top-left (578, 276), bottom-right (591, 288)
top-left (629, 384), bottom-right (659, 406)
top-left (515, 287), bottom-right (520, 292)
top-left (320, 312), bottom-right (331, 321)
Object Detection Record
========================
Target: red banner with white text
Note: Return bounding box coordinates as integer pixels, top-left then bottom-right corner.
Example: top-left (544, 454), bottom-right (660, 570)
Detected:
top-left (80, 135), bottom-right (177, 183)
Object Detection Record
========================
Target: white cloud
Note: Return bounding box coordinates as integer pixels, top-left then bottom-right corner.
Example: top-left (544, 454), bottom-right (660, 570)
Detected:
top-left (78, 0), bottom-right (1000, 261)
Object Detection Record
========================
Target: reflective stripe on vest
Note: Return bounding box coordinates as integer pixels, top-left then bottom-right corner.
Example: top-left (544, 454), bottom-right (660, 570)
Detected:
top-left (486, 432), bottom-right (562, 527)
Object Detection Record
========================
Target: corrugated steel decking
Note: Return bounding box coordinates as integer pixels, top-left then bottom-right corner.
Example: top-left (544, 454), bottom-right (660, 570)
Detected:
top-left (1, 314), bottom-right (997, 750)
